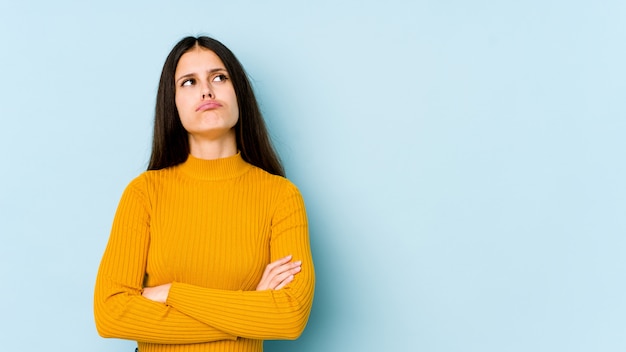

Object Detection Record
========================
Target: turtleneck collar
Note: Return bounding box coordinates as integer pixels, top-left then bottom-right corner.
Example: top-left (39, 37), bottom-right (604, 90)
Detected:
top-left (176, 152), bottom-right (252, 181)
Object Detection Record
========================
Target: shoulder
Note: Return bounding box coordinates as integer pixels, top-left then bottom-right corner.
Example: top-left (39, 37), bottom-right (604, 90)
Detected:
top-left (245, 167), bottom-right (307, 214)
top-left (125, 170), bottom-right (158, 190)
top-left (247, 166), bottom-right (302, 194)
top-left (120, 169), bottom-right (170, 199)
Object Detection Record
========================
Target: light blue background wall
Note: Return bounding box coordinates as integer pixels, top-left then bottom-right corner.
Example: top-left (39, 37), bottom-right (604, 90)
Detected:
top-left (1, 1), bottom-right (624, 351)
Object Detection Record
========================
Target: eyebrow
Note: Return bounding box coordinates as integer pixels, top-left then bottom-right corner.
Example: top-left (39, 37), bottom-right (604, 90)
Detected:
top-left (175, 68), bottom-right (228, 84)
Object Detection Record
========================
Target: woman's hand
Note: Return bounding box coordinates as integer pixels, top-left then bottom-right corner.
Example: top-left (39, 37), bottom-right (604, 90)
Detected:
top-left (256, 255), bottom-right (302, 291)
top-left (142, 283), bottom-right (172, 303)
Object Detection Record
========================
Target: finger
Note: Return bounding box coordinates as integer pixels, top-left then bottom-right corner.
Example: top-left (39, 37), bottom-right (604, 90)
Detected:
top-left (274, 275), bottom-right (294, 290)
top-left (268, 264), bottom-right (301, 288)
top-left (264, 259), bottom-right (298, 280)
top-left (256, 256), bottom-right (299, 291)
top-left (264, 255), bottom-right (293, 273)
top-left (268, 260), bottom-right (301, 276)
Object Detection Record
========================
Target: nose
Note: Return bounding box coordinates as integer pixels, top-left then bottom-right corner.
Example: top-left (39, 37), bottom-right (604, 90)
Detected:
top-left (202, 84), bottom-right (214, 99)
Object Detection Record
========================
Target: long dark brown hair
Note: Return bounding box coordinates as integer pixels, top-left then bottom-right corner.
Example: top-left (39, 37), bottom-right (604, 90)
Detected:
top-left (148, 36), bottom-right (285, 177)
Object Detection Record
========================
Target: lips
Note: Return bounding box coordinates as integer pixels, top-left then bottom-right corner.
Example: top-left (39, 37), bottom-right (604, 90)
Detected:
top-left (196, 101), bottom-right (222, 112)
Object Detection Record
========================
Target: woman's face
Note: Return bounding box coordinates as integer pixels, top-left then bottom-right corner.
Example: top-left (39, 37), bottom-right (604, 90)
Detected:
top-left (174, 47), bottom-right (239, 144)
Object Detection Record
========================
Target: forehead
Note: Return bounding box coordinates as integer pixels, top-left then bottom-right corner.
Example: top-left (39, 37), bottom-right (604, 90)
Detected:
top-left (175, 47), bottom-right (226, 75)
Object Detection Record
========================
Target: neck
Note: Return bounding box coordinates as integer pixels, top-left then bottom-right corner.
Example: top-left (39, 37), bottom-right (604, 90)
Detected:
top-left (188, 132), bottom-right (237, 160)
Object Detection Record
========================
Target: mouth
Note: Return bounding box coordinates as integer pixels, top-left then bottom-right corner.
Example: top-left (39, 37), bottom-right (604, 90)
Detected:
top-left (196, 101), bottom-right (222, 112)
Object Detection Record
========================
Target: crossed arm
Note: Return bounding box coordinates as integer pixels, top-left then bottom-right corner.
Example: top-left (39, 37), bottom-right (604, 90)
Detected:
top-left (94, 178), bottom-right (314, 344)
top-left (142, 254), bottom-right (302, 302)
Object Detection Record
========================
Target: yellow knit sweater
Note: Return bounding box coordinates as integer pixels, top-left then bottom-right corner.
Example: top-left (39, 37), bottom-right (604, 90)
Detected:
top-left (94, 153), bottom-right (315, 352)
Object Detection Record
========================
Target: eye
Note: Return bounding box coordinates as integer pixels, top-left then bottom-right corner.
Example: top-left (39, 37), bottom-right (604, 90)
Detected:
top-left (181, 78), bottom-right (195, 87)
top-left (212, 74), bottom-right (228, 82)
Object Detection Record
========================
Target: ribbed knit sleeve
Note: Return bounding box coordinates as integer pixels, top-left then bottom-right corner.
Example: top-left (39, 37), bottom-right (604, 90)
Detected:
top-left (94, 176), bottom-right (236, 344)
top-left (165, 182), bottom-right (315, 340)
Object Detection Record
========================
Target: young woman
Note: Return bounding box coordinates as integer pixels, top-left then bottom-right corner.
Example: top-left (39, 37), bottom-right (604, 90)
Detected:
top-left (94, 36), bottom-right (315, 352)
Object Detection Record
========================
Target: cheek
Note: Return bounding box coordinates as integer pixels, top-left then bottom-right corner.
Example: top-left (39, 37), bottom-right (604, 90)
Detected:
top-left (175, 94), bottom-right (191, 117)
top-left (228, 89), bottom-right (240, 120)
top-left (175, 91), bottom-right (186, 110)
top-left (232, 104), bottom-right (240, 121)
top-left (174, 100), bottom-right (193, 132)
